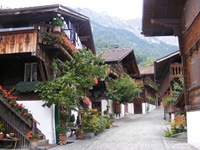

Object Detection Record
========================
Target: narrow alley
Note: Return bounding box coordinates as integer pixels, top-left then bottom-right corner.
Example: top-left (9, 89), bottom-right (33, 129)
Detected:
top-left (49, 107), bottom-right (197, 150)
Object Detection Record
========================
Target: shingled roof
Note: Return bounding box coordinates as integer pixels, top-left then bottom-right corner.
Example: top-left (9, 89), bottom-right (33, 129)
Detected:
top-left (99, 48), bottom-right (140, 78)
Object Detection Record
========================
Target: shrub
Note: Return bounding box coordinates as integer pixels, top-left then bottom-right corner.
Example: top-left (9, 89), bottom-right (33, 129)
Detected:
top-left (82, 108), bottom-right (107, 134)
top-left (163, 127), bottom-right (173, 137)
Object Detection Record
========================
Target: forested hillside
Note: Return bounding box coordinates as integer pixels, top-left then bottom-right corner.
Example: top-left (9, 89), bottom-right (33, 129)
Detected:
top-left (75, 8), bottom-right (179, 67)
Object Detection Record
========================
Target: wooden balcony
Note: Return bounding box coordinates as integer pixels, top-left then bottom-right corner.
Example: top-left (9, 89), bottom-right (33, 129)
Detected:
top-left (160, 63), bottom-right (183, 95)
top-left (0, 28), bottom-right (37, 55)
top-left (170, 63), bottom-right (182, 79)
top-left (0, 25), bottom-right (77, 62)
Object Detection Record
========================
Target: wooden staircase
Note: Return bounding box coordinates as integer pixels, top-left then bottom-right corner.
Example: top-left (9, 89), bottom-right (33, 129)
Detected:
top-left (0, 95), bottom-right (46, 149)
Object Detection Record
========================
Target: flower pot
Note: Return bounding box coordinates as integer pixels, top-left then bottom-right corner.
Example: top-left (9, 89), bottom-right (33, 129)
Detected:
top-left (0, 133), bottom-right (4, 140)
top-left (30, 138), bottom-right (38, 142)
top-left (58, 134), bottom-right (67, 141)
top-left (76, 131), bottom-right (83, 140)
top-left (53, 26), bottom-right (61, 33)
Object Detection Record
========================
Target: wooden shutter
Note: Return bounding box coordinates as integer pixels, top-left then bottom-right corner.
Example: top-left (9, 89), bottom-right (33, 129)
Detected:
top-left (191, 53), bottom-right (200, 86)
top-left (24, 63), bottom-right (31, 82)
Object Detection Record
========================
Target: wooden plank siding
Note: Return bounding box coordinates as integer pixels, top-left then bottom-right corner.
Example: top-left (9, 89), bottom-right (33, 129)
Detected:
top-left (0, 30), bottom-right (37, 55)
top-left (181, 4), bottom-right (200, 109)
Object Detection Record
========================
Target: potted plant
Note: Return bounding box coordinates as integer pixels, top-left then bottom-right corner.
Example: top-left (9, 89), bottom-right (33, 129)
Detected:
top-left (60, 110), bottom-right (70, 125)
top-left (67, 114), bottom-right (75, 127)
top-left (76, 127), bottom-right (83, 140)
top-left (27, 131), bottom-right (40, 142)
top-left (0, 122), bottom-right (5, 139)
top-left (56, 124), bottom-right (69, 141)
top-left (51, 17), bottom-right (63, 33)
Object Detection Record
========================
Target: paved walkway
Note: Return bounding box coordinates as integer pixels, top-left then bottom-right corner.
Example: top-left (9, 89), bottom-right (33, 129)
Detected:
top-left (49, 107), bottom-right (199, 150)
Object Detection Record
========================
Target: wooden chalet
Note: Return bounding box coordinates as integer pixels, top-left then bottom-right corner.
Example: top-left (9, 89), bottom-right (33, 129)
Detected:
top-left (0, 4), bottom-right (95, 148)
top-left (154, 51), bottom-right (182, 119)
top-left (95, 48), bottom-right (141, 116)
top-left (139, 66), bottom-right (158, 114)
top-left (142, 0), bottom-right (200, 148)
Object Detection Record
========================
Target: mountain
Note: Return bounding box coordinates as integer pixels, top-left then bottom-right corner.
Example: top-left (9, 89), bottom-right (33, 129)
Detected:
top-left (74, 8), bottom-right (179, 66)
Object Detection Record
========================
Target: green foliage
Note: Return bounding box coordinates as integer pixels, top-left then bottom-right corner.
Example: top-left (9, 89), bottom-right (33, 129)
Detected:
top-left (163, 127), bottom-right (173, 137)
top-left (16, 81), bottom-right (39, 93)
top-left (82, 108), bottom-right (107, 134)
top-left (147, 96), bottom-right (154, 104)
top-left (92, 22), bottom-right (178, 67)
top-left (106, 76), bottom-right (142, 104)
top-left (69, 114), bottom-right (75, 122)
top-left (36, 48), bottom-right (107, 109)
top-left (0, 122), bottom-right (4, 133)
top-left (162, 95), bottom-right (171, 106)
top-left (51, 17), bottom-right (63, 26)
top-left (170, 121), bottom-right (187, 134)
top-left (60, 110), bottom-right (70, 122)
top-left (30, 133), bottom-right (40, 139)
top-left (171, 78), bottom-right (184, 102)
top-left (56, 124), bottom-right (69, 134)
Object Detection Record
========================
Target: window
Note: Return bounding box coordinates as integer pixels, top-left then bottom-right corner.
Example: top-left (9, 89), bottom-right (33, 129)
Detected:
top-left (24, 63), bottom-right (37, 82)
top-left (191, 53), bottom-right (200, 87)
top-left (136, 93), bottom-right (141, 98)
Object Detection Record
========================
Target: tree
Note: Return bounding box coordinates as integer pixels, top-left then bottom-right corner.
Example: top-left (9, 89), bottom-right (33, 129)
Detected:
top-left (36, 48), bottom-right (107, 110)
top-left (105, 76), bottom-right (142, 104)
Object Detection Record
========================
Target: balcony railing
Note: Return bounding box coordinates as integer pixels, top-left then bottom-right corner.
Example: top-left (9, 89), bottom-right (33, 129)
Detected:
top-left (160, 63), bottom-right (183, 96)
top-left (170, 63), bottom-right (182, 79)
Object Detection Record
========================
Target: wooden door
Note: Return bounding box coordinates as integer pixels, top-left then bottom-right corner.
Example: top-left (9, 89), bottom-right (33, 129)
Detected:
top-left (134, 103), bottom-right (142, 114)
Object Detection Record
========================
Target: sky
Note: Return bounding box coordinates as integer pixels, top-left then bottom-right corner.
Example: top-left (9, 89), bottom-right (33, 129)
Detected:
top-left (0, 0), bottom-right (143, 20)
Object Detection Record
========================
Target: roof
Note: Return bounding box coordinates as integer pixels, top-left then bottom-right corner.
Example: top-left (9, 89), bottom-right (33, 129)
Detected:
top-left (0, 4), bottom-right (95, 53)
top-left (100, 48), bottom-right (133, 62)
top-left (142, 0), bottom-right (184, 37)
top-left (155, 51), bottom-right (180, 63)
top-left (154, 50), bottom-right (181, 83)
top-left (139, 66), bottom-right (154, 75)
top-left (100, 48), bottom-right (140, 78)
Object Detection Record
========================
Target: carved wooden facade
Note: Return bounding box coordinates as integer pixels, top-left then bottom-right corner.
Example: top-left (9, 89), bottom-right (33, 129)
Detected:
top-left (142, 0), bottom-right (200, 111)
top-left (0, 4), bottom-right (95, 147)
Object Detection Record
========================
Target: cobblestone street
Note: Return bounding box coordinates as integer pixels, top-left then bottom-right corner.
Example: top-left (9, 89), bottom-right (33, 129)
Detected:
top-left (49, 107), bottom-right (198, 150)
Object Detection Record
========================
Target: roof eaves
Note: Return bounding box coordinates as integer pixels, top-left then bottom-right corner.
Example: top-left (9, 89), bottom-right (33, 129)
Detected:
top-left (118, 49), bottom-right (132, 62)
top-left (155, 50), bottom-right (180, 63)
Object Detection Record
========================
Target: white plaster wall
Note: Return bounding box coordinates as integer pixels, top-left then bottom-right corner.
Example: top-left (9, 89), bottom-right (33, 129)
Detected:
top-left (17, 100), bottom-right (55, 144)
top-left (120, 104), bottom-right (125, 117)
top-left (149, 104), bottom-right (156, 112)
top-left (101, 99), bottom-right (108, 114)
top-left (142, 103), bottom-right (156, 114)
top-left (142, 103), bottom-right (147, 114)
top-left (127, 103), bottom-right (134, 114)
top-left (187, 110), bottom-right (200, 149)
top-left (109, 100), bottom-right (114, 114)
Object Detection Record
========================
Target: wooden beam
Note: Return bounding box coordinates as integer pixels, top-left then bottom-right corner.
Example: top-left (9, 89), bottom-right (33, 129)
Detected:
top-left (151, 18), bottom-right (181, 24)
top-left (38, 60), bottom-right (46, 83)
top-left (54, 43), bottom-right (73, 60)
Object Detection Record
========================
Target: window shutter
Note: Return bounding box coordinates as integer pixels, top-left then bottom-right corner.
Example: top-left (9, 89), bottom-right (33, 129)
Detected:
top-left (32, 63), bottom-right (37, 81)
top-left (191, 53), bottom-right (200, 86)
top-left (24, 63), bottom-right (31, 82)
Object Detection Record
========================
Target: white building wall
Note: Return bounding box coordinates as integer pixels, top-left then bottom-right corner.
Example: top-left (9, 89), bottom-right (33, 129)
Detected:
top-left (17, 100), bottom-right (55, 144)
top-left (109, 100), bottom-right (114, 114)
top-left (187, 110), bottom-right (200, 149)
top-left (101, 99), bottom-right (108, 115)
top-left (120, 104), bottom-right (125, 117)
top-left (127, 103), bottom-right (134, 114)
top-left (149, 104), bottom-right (156, 112)
top-left (142, 103), bottom-right (147, 114)
top-left (142, 103), bottom-right (156, 114)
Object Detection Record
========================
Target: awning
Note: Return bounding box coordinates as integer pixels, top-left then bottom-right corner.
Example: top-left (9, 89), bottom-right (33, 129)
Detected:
top-left (83, 96), bottom-right (91, 106)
